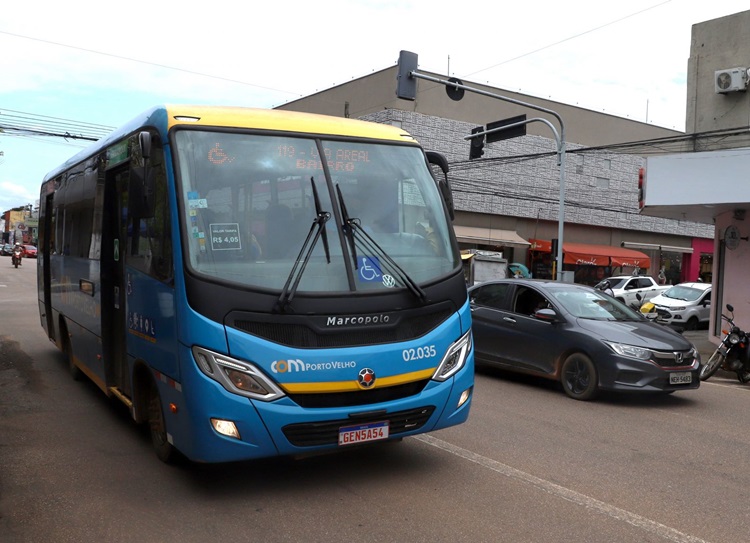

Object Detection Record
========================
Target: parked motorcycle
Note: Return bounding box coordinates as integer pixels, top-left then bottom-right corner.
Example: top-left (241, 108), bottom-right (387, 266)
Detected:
top-left (699, 304), bottom-right (750, 382)
top-left (11, 246), bottom-right (23, 268)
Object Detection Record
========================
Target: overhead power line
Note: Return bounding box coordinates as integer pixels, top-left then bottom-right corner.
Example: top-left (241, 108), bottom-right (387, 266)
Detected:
top-left (448, 126), bottom-right (750, 173)
top-left (0, 108), bottom-right (114, 141)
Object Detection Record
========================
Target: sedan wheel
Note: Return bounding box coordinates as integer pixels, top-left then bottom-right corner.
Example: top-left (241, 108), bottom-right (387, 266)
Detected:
top-left (561, 353), bottom-right (598, 401)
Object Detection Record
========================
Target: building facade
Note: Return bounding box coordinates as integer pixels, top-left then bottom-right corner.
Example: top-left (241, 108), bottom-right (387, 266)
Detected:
top-left (639, 9), bottom-right (750, 342)
top-left (1, 205), bottom-right (35, 245)
top-left (278, 63), bottom-right (712, 285)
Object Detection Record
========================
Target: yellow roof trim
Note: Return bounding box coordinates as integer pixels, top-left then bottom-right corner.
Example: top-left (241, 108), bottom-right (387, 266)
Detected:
top-left (165, 105), bottom-right (417, 143)
top-left (280, 368), bottom-right (435, 394)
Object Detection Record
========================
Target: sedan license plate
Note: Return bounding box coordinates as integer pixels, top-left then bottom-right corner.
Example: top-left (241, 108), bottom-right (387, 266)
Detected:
top-left (338, 421), bottom-right (389, 446)
top-left (669, 372), bottom-right (692, 385)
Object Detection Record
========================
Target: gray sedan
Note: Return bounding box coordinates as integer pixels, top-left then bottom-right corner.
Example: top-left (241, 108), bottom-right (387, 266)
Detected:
top-left (468, 279), bottom-right (701, 400)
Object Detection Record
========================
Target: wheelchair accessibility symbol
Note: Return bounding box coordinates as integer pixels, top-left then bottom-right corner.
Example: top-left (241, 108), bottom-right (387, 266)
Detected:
top-left (358, 256), bottom-right (381, 282)
top-left (358, 256), bottom-right (396, 288)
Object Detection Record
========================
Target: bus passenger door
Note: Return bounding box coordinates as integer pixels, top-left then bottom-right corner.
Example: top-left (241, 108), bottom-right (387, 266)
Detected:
top-left (41, 192), bottom-right (55, 339)
top-left (101, 166), bottom-right (130, 396)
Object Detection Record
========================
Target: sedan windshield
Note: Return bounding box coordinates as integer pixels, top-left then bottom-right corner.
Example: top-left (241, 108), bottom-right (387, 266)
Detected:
top-left (550, 288), bottom-right (644, 321)
top-left (174, 130), bottom-right (458, 293)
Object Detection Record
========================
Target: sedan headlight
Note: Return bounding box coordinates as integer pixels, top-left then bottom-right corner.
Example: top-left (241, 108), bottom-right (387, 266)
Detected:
top-left (604, 341), bottom-right (652, 360)
top-left (193, 346), bottom-right (285, 401)
top-left (432, 331), bottom-right (472, 382)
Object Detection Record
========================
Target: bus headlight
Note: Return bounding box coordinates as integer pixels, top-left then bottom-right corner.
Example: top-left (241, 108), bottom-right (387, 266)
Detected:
top-left (192, 346), bottom-right (285, 401)
top-left (432, 331), bottom-right (472, 382)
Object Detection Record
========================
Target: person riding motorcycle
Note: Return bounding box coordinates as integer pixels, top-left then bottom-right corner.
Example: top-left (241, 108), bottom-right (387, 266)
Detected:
top-left (12, 243), bottom-right (23, 266)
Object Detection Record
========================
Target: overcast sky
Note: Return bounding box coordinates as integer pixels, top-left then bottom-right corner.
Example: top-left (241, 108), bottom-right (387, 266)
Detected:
top-left (1, 0), bottom-right (748, 214)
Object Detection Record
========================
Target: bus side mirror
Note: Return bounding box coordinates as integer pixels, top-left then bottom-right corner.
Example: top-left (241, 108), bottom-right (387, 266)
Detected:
top-left (426, 151), bottom-right (454, 221)
top-left (139, 131), bottom-right (152, 160)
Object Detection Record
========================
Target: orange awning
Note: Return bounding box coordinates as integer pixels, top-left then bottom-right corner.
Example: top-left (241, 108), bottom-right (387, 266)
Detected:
top-left (529, 239), bottom-right (651, 268)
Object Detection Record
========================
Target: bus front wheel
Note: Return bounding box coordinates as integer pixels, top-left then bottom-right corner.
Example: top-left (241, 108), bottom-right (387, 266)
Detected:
top-left (147, 380), bottom-right (177, 463)
top-left (61, 323), bottom-right (82, 381)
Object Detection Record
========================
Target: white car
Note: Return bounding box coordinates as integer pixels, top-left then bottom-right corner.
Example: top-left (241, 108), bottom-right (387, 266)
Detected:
top-left (645, 282), bottom-right (711, 331)
top-left (600, 275), bottom-right (670, 308)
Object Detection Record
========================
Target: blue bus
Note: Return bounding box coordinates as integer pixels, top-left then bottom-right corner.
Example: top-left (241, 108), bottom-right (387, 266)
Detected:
top-left (37, 105), bottom-right (473, 463)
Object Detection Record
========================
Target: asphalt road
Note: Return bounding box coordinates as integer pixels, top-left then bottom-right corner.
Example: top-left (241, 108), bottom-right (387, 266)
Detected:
top-left (1, 260), bottom-right (748, 543)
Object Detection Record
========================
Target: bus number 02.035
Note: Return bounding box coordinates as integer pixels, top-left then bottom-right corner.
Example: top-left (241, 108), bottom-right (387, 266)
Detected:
top-left (402, 345), bottom-right (436, 361)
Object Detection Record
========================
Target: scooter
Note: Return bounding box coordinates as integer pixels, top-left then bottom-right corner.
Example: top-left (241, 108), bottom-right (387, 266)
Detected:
top-left (11, 246), bottom-right (23, 268)
top-left (699, 304), bottom-right (750, 382)
top-left (639, 299), bottom-right (674, 327)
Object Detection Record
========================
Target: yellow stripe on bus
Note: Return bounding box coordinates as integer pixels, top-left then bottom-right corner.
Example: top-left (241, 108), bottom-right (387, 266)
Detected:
top-left (280, 368), bottom-right (436, 394)
top-left (164, 105), bottom-right (417, 143)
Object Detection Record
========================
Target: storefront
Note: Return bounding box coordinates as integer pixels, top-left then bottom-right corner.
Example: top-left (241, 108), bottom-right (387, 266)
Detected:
top-left (529, 239), bottom-right (651, 285)
top-left (453, 225), bottom-right (530, 262)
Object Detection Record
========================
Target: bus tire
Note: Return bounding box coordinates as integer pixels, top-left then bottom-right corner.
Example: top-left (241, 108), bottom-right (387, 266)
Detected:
top-left (61, 322), bottom-right (83, 381)
top-left (147, 380), bottom-right (177, 464)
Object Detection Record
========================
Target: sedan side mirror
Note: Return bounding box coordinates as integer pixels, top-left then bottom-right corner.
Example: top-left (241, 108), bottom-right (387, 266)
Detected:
top-left (534, 308), bottom-right (557, 322)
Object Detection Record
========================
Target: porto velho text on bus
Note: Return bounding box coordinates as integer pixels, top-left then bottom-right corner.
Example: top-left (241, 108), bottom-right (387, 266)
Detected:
top-left (37, 105), bottom-right (473, 463)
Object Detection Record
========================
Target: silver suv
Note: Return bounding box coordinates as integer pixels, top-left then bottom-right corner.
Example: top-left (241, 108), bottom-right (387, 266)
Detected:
top-left (646, 282), bottom-right (711, 331)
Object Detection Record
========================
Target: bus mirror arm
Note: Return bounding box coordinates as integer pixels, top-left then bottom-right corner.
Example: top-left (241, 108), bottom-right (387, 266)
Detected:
top-left (425, 151), bottom-right (454, 221)
top-left (139, 131), bottom-right (155, 219)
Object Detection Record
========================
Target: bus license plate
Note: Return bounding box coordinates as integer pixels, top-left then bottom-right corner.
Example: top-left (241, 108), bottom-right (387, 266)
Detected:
top-left (669, 372), bottom-right (692, 385)
top-left (338, 421), bottom-right (389, 446)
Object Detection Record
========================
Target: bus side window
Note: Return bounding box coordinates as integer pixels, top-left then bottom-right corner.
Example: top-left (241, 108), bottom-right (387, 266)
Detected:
top-left (127, 134), bottom-right (173, 283)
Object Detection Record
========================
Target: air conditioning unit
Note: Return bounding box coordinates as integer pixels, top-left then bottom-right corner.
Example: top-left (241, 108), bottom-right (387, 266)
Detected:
top-left (715, 67), bottom-right (748, 94)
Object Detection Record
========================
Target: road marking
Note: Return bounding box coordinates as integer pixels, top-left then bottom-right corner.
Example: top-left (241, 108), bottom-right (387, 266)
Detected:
top-left (703, 380), bottom-right (750, 391)
top-left (415, 434), bottom-right (710, 543)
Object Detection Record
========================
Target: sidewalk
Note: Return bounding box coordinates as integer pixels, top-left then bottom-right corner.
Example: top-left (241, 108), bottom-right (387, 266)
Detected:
top-left (680, 329), bottom-right (738, 380)
top-left (682, 329), bottom-right (717, 361)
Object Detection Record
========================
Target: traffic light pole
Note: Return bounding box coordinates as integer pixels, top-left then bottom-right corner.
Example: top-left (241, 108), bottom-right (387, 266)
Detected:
top-left (402, 67), bottom-right (567, 281)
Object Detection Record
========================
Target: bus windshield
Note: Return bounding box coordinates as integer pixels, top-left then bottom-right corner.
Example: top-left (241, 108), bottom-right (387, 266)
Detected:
top-left (174, 130), bottom-right (458, 292)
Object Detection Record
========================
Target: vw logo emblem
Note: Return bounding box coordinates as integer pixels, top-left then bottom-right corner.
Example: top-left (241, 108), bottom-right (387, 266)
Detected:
top-left (382, 275), bottom-right (396, 288)
top-left (358, 368), bottom-right (376, 388)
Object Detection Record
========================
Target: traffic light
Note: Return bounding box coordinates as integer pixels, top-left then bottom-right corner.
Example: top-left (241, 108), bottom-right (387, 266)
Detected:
top-left (469, 126), bottom-right (485, 160)
top-left (396, 51), bottom-right (418, 101)
top-left (638, 167), bottom-right (645, 209)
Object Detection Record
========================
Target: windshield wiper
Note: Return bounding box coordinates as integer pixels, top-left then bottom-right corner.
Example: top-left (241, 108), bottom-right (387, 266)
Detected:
top-left (275, 178), bottom-right (331, 312)
top-left (336, 185), bottom-right (427, 303)
top-left (336, 184), bottom-right (358, 267)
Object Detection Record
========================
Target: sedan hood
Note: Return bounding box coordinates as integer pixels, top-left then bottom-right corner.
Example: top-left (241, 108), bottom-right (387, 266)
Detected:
top-left (575, 318), bottom-right (692, 351)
